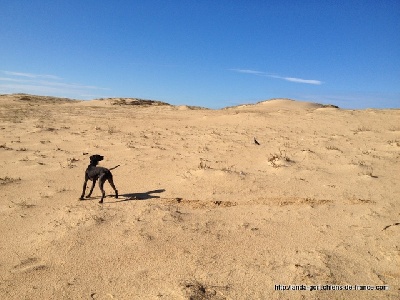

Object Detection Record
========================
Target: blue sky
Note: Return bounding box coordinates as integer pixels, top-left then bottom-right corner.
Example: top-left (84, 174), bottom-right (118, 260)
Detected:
top-left (1, 0), bottom-right (399, 109)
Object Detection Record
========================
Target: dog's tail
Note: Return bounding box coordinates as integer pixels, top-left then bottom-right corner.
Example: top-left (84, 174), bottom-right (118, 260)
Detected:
top-left (109, 164), bottom-right (120, 171)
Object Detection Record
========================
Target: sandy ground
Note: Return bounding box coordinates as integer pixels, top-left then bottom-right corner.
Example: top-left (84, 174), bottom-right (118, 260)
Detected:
top-left (0, 94), bottom-right (399, 299)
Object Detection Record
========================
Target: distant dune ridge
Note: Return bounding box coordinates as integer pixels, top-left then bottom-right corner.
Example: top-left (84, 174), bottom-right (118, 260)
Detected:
top-left (3, 93), bottom-right (339, 109)
top-left (0, 93), bottom-right (399, 299)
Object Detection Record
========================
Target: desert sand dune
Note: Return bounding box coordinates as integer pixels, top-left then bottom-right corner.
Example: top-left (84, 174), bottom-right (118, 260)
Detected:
top-left (0, 94), bottom-right (399, 299)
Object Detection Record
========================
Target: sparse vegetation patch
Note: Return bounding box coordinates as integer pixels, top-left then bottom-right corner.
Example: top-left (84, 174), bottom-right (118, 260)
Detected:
top-left (358, 165), bottom-right (377, 178)
top-left (0, 143), bottom-right (13, 150)
top-left (268, 149), bottom-right (293, 168)
top-left (0, 176), bottom-right (21, 185)
top-left (198, 158), bottom-right (210, 169)
top-left (67, 157), bottom-right (79, 168)
top-left (354, 126), bottom-right (371, 133)
top-left (107, 125), bottom-right (118, 134)
top-left (17, 94), bottom-right (75, 104)
top-left (109, 98), bottom-right (171, 106)
top-left (326, 145), bottom-right (343, 152)
top-left (11, 200), bottom-right (35, 208)
top-left (387, 140), bottom-right (400, 147)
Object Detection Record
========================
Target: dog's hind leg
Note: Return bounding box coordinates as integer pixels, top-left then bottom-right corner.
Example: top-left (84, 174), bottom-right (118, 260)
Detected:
top-left (107, 176), bottom-right (118, 199)
top-left (98, 177), bottom-right (106, 203)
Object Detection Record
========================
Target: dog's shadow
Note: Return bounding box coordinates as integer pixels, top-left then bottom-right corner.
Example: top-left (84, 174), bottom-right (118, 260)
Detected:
top-left (115, 189), bottom-right (166, 202)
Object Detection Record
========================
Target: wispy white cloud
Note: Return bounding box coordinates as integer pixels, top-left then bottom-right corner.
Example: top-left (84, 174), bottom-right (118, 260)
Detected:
top-left (2, 71), bottom-right (62, 80)
top-left (229, 69), bottom-right (265, 75)
top-left (273, 75), bottom-right (322, 85)
top-left (0, 71), bottom-right (109, 99)
top-left (231, 68), bottom-right (322, 85)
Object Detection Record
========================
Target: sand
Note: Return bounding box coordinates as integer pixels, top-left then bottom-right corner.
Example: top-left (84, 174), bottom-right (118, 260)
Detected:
top-left (0, 94), bottom-right (399, 299)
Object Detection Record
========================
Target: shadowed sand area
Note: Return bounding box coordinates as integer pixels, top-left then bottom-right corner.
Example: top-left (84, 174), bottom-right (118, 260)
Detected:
top-left (0, 94), bottom-right (399, 299)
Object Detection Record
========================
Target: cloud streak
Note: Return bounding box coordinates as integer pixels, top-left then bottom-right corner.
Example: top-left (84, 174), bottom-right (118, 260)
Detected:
top-left (2, 71), bottom-right (62, 80)
top-left (231, 68), bottom-right (322, 85)
top-left (230, 69), bottom-right (265, 75)
top-left (0, 71), bottom-right (109, 99)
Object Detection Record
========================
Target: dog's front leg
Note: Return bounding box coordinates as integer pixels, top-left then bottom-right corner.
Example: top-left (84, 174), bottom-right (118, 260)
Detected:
top-left (86, 178), bottom-right (97, 197)
top-left (80, 179), bottom-right (88, 200)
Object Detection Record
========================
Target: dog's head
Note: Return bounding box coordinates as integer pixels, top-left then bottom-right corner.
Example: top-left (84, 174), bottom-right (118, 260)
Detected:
top-left (90, 154), bottom-right (104, 165)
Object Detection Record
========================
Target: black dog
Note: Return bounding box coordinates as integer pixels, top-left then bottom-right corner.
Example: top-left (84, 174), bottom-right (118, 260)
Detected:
top-left (80, 154), bottom-right (119, 203)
